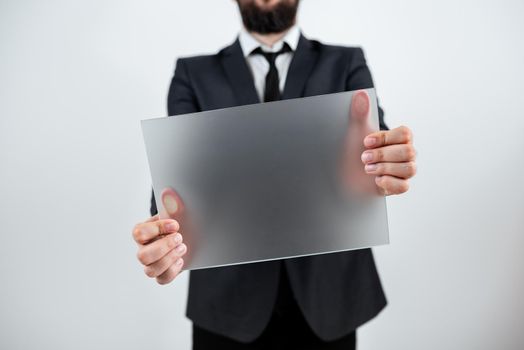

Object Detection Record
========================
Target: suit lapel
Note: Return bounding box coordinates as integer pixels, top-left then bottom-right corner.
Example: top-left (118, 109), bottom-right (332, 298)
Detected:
top-left (220, 39), bottom-right (261, 106)
top-left (219, 33), bottom-right (319, 105)
top-left (282, 34), bottom-right (319, 100)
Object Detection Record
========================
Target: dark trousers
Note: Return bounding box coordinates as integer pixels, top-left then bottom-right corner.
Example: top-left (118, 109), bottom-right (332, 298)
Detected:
top-left (193, 263), bottom-right (357, 350)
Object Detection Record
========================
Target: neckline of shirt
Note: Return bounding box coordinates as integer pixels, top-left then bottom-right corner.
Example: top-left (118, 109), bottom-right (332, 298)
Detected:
top-left (238, 25), bottom-right (301, 57)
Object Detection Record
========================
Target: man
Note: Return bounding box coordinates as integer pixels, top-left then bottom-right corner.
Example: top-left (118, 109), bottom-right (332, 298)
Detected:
top-left (132, 0), bottom-right (417, 348)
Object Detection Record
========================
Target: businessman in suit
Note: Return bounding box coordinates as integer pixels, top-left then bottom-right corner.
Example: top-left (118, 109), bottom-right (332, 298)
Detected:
top-left (132, 0), bottom-right (417, 348)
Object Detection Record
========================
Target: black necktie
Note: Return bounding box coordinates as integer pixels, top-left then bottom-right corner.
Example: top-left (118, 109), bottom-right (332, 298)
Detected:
top-left (251, 43), bottom-right (292, 102)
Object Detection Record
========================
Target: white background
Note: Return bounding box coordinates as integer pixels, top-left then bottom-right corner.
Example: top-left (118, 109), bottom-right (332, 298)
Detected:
top-left (1, 0), bottom-right (523, 349)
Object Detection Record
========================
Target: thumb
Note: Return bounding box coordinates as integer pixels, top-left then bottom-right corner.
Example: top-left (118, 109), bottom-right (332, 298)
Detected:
top-left (350, 90), bottom-right (371, 123)
top-left (160, 187), bottom-right (185, 219)
top-left (340, 89), bottom-right (381, 196)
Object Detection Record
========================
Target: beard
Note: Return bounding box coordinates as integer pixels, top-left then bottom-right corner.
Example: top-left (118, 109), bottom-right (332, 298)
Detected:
top-left (237, 0), bottom-right (300, 34)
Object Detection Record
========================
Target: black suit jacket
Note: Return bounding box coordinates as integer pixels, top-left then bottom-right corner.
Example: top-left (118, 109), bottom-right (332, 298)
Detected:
top-left (150, 33), bottom-right (387, 342)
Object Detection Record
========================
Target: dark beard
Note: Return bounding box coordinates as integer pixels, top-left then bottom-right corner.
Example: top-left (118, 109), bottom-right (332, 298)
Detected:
top-left (238, 0), bottom-right (299, 34)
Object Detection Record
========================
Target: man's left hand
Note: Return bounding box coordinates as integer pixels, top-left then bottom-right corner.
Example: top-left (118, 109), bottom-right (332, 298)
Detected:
top-left (361, 126), bottom-right (417, 195)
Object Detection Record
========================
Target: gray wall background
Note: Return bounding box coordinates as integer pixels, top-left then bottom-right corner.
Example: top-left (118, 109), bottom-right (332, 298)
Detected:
top-left (1, 0), bottom-right (523, 349)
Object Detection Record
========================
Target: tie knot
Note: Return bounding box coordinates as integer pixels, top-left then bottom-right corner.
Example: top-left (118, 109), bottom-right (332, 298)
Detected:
top-left (250, 43), bottom-right (292, 65)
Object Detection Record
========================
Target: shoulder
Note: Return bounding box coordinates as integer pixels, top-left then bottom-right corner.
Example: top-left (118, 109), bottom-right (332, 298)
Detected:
top-left (176, 53), bottom-right (220, 66)
top-left (307, 37), bottom-right (366, 63)
top-left (177, 41), bottom-right (237, 68)
top-left (173, 53), bottom-right (221, 74)
top-left (170, 51), bottom-right (225, 84)
top-left (171, 41), bottom-right (240, 80)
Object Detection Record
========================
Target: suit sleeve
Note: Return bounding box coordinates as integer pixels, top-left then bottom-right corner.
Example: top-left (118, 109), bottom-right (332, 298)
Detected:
top-left (345, 48), bottom-right (389, 131)
top-left (150, 58), bottom-right (201, 216)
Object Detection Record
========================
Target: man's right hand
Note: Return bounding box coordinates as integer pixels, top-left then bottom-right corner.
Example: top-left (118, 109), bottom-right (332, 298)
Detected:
top-left (132, 189), bottom-right (187, 285)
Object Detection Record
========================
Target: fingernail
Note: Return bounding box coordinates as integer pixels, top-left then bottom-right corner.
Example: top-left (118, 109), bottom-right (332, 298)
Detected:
top-left (361, 151), bottom-right (373, 163)
top-left (165, 222), bottom-right (178, 232)
top-left (365, 164), bottom-right (377, 172)
top-left (163, 195), bottom-right (178, 215)
top-left (174, 233), bottom-right (182, 244)
top-left (364, 137), bottom-right (376, 147)
top-left (176, 244), bottom-right (186, 254)
top-left (176, 258), bottom-right (183, 266)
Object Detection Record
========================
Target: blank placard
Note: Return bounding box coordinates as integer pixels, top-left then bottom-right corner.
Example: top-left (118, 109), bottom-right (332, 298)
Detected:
top-left (141, 89), bottom-right (389, 270)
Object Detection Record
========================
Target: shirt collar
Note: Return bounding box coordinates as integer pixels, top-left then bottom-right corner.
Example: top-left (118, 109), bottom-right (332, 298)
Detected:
top-left (238, 24), bottom-right (301, 57)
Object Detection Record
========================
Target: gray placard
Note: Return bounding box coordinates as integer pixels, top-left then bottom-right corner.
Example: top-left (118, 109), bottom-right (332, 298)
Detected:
top-left (141, 89), bottom-right (389, 270)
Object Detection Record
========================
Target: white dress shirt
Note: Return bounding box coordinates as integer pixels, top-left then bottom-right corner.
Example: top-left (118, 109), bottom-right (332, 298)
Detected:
top-left (238, 25), bottom-right (301, 102)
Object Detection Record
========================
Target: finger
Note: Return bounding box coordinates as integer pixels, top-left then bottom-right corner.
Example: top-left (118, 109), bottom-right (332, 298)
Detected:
top-left (350, 90), bottom-right (371, 123)
top-left (364, 161), bottom-right (417, 179)
top-left (144, 243), bottom-right (187, 278)
top-left (156, 258), bottom-right (184, 285)
top-left (161, 187), bottom-right (185, 218)
top-left (361, 144), bottom-right (416, 164)
top-left (132, 219), bottom-right (180, 245)
top-left (375, 175), bottom-right (410, 195)
top-left (363, 125), bottom-right (413, 149)
top-left (136, 233), bottom-right (182, 265)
